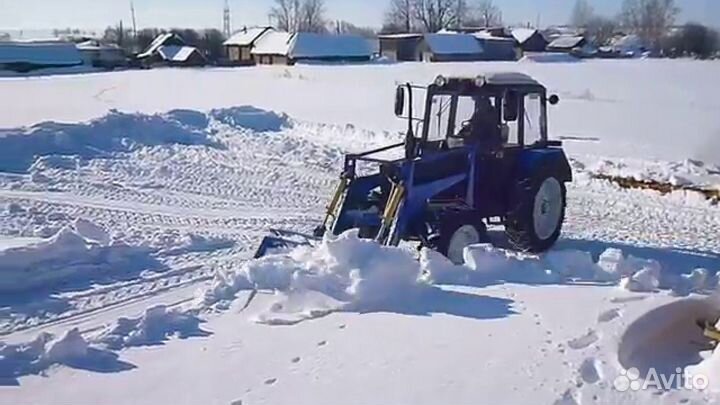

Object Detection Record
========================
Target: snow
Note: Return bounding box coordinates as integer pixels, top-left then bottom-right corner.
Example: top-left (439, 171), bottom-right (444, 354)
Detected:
top-left (251, 31), bottom-right (294, 55)
top-left (0, 41), bottom-right (82, 66)
top-left (290, 33), bottom-right (372, 59)
top-left (423, 33), bottom-right (484, 55)
top-left (156, 46), bottom-right (198, 63)
top-left (0, 60), bottom-right (719, 404)
top-left (548, 35), bottom-right (585, 50)
top-left (223, 27), bottom-right (272, 47)
top-left (137, 33), bottom-right (174, 59)
top-left (511, 27), bottom-right (540, 44)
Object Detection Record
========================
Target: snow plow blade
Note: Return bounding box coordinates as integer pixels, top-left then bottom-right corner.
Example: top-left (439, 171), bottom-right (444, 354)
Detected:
top-left (253, 229), bottom-right (320, 259)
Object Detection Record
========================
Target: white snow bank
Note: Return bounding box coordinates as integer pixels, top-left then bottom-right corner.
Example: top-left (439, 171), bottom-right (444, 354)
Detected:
top-left (201, 229), bottom-right (427, 323)
top-left (0, 219), bottom-right (151, 293)
top-left (97, 304), bottom-right (209, 350)
top-left (0, 106), bottom-right (289, 173)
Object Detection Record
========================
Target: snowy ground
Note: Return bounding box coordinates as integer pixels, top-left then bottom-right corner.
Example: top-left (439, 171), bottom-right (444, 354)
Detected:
top-left (0, 59), bottom-right (719, 405)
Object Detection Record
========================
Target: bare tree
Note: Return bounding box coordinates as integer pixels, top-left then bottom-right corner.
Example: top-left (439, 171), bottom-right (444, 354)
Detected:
top-left (412, 0), bottom-right (458, 32)
top-left (384, 0), bottom-right (414, 33)
top-left (269, 0), bottom-right (301, 33)
top-left (453, 0), bottom-right (468, 28)
top-left (570, 0), bottom-right (595, 27)
top-left (300, 0), bottom-right (327, 33)
top-left (586, 16), bottom-right (617, 45)
top-left (620, 0), bottom-right (679, 48)
top-left (475, 0), bottom-right (502, 28)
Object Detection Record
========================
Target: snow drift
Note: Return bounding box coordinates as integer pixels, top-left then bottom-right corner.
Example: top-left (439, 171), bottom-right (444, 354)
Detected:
top-left (0, 106), bottom-right (289, 173)
top-left (0, 218), bottom-right (153, 293)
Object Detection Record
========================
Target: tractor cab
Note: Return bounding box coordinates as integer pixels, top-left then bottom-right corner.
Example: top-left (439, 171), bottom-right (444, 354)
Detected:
top-left (395, 73), bottom-right (560, 159)
top-left (257, 73), bottom-right (572, 264)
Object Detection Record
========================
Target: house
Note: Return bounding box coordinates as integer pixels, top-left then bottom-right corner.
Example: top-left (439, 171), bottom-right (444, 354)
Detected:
top-left (419, 33), bottom-right (484, 62)
top-left (137, 33), bottom-right (206, 67)
top-left (251, 32), bottom-right (372, 65)
top-left (511, 28), bottom-right (549, 52)
top-left (378, 33), bottom-right (424, 61)
top-left (0, 40), bottom-right (83, 73)
top-left (251, 31), bottom-right (294, 65)
top-left (546, 36), bottom-right (586, 53)
top-left (291, 33), bottom-right (372, 63)
top-left (76, 40), bottom-right (127, 69)
top-left (224, 26), bottom-right (273, 65)
top-left (473, 32), bottom-right (520, 61)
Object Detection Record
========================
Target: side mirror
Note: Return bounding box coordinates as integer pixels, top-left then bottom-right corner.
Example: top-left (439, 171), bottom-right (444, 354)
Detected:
top-left (394, 86), bottom-right (405, 116)
top-left (548, 94), bottom-right (560, 105)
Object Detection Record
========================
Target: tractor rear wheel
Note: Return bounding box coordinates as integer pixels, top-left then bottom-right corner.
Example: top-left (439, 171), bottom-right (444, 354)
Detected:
top-left (505, 167), bottom-right (566, 253)
top-left (428, 215), bottom-right (488, 265)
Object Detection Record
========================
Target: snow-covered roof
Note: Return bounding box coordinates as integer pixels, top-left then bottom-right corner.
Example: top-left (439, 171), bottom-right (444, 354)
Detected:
top-left (224, 27), bottom-right (273, 47)
top-left (611, 34), bottom-right (644, 50)
top-left (547, 36), bottom-right (585, 49)
top-left (511, 28), bottom-right (540, 44)
top-left (76, 40), bottom-right (122, 51)
top-left (378, 33), bottom-right (424, 39)
top-left (483, 72), bottom-right (541, 86)
top-left (473, 32), bottom-right (516, 42)
top-left (290, 33), bottom-right (371, 59)
top-left (0, 41), bottom-right (82, 65)
top-left (157, 45), bottom-right (199, 62)
top-left (423, 34), bottom-right (483, 55)
top-left (138, 33), bottom-right (186, 59)
top-left (251, 31), bottom-right (294, 56)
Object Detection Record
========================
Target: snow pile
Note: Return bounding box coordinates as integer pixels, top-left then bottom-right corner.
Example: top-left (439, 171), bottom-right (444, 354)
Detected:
top-left (0, 110), bottom-right (219, 173)
top-left (202, 230), bottom-right (427, 323)
top-left (0, 328), bottom-right (90, 381)
top-left (0, 218), bottom-right (151, 293)
top-left (97, 304), bottom-right (209, 350)
top-left (210, 106), bottom-right (288, 132)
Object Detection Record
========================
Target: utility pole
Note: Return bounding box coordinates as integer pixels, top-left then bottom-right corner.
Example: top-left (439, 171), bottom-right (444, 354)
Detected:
top-left (130, 1), bottom-right (138, 37)
top-left (223, 0), bottom-right (232, 37)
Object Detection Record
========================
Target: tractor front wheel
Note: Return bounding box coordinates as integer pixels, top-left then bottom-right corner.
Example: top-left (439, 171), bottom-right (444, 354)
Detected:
top-left (505, 168), bottom-right (566, 253)
top-left (428, 215), bottom-right (488, 265)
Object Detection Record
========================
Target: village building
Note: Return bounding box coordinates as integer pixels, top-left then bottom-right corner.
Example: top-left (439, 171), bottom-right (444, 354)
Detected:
top-left (511, 28), bottom-right (549, 52)
top-left (76, 40), bottom-right (127, 69)
top-left (419, 33), bottom-right (484, 62)
top-left (137, 33), bottom-right (206, 67)
top-left (473, 32), bottom-right (520, 61)
top-left (224, 26), bottom-right (273, 65)
top-left (378, 33), bottom-right (424, 62)
top-left (251, 32), bottom-right (372, 65)
top-left (0, 40), bottom-right (83, 73)
top-left (546, 36), bottom-right (587, 53)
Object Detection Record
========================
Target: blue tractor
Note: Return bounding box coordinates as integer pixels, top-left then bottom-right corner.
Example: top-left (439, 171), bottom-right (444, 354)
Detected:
top-left (257, 72), bottom-right (572, 263)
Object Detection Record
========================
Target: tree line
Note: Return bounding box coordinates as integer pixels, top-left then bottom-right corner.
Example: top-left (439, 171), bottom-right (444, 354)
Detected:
top-left (571, 0), bottom-right (718, 58)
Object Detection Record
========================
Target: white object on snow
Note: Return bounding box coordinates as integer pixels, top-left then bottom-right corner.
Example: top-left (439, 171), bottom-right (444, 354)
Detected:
top-left (43, 328), bottom-right (89, 363)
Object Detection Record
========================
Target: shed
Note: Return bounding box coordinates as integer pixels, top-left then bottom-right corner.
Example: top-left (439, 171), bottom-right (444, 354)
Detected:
top-left (224, 26), bottom-right (273, 64)
top-left (473, 32), bottom-right (520, 61)
top-left (0, 40), bottom-right (83, 73)
top-left (419, 33), bottom-right (484, 62)
top-left (138, 33), bottom-right (206, 67)
top-left (251, 31), bottom-right (294, 65)
top-left (290, 33), bottom-right (372, 63)
top-left (76, 40), bottom-right (127, 69)
top-left (252, 32), bottom-right (373, 65)
top-left (378, 33), bottom-right (423, 62)
top-left (546, 36), bottom-right (586, 52)
top-left (511, 28), bottom-right (548, 52)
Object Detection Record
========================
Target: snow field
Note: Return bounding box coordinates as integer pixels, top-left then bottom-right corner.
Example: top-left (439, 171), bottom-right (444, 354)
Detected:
top-left (0, 60), bottom-right (719, 404)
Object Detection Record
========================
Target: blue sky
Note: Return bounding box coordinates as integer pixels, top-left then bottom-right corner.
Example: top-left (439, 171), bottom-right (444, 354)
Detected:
top-left (1, 0), bottom-right (718, 31)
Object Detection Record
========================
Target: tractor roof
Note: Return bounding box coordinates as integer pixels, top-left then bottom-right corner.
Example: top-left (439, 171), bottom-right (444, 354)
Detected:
top-left (433, 72), bottom-right (545, 92)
